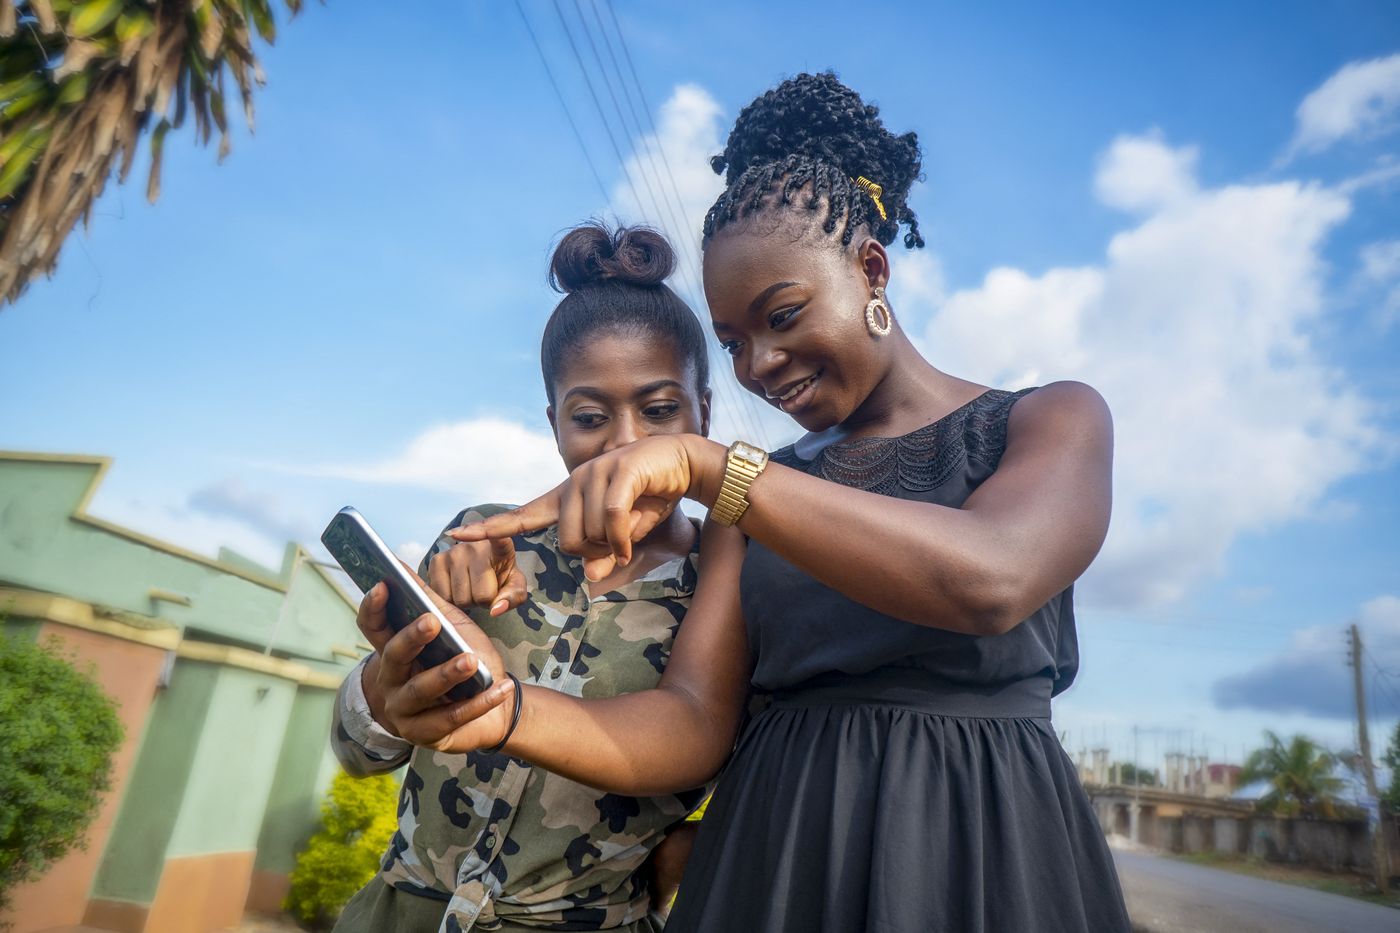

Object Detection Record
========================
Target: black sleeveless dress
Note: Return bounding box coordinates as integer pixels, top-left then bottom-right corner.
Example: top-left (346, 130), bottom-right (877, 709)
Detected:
top-left (666, 389), bottom-right (1131, 933)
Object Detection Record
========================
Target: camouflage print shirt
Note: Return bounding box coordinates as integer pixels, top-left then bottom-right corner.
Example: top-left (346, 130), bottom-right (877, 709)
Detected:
top-left (331, 505), bottom-right (708, 933)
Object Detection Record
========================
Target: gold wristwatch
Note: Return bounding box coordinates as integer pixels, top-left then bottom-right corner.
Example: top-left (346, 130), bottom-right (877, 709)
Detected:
top-left (709, 441), bottom-right (769, 526)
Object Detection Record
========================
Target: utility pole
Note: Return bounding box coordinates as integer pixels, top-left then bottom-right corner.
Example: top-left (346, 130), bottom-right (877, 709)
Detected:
top-left (1350, 623), bottom-right (1391, 894)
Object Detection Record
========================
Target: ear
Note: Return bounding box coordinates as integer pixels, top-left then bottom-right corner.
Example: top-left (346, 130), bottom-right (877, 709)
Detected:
top-left (699, 388), bottom-right (713, 438)
top-left (856, 237), bottom-right (891, 291)
top-left (546, 405), bottom-right (559, 443)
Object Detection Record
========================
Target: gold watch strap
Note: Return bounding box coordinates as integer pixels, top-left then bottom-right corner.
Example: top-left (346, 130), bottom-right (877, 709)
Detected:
top-left (710, 442), bottom-right (768, 526)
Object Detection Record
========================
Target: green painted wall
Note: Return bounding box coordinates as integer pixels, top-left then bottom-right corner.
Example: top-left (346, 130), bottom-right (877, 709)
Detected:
top-left (91, 662), bottom-right (217, 903)
top-left (255, 687), bottom-right (340, 874)
top-left (166, 665), bottom-right (297, 857)
top-left (1, 454), bottom-right (364, 906)
top-left (0, 457), bottom-right (360, 666)
top-left (0, 615), bottom-right (43, 643)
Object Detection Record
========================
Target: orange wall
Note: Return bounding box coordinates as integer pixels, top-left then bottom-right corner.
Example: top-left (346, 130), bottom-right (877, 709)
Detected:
top-left (145, 851), bottom-right (255, 933)
top-left (3, 625), bottom-right (166, 933)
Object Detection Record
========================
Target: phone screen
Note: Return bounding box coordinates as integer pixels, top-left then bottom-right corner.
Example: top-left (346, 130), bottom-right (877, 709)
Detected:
top-left (321, 507), bottom-right (493, 700)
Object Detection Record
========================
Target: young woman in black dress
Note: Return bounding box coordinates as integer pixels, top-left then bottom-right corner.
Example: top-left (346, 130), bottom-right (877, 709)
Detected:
top-left (372, 72), bottom-right (1132, 932)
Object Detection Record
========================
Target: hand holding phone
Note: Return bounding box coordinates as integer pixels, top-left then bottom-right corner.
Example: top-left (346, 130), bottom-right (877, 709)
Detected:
top-left (322, 507), bottom-right (494, 701)
top-left (355, 580), bottom-right (517, 752)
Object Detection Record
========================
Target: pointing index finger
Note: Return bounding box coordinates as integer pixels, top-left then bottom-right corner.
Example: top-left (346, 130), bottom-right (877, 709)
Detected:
top-left (448, 488), bottom-right (563, 542)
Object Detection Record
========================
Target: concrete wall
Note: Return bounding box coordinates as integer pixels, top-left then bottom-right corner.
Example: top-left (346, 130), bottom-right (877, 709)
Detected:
top-left (1155, 813), bottom-right (1397, 878)
top-left (0, 452), bottom-right (364, 933)
top-left (2, 622), bottom-right (169, 931)
top-left (248, 687), bottom-right (344, 912)
top-left (91, 661), bottom-right (219, 907)
top-left (1245, 817), bottom-right (1372, 873)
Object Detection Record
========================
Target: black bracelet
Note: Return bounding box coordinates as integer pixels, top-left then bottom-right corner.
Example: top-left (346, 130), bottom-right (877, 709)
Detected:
top-left (483, 673), bottom-right (523, 755)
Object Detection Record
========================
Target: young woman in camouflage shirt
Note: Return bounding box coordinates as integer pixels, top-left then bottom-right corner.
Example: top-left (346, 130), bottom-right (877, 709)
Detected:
top-left (330, 224), bottom-right (714, 933)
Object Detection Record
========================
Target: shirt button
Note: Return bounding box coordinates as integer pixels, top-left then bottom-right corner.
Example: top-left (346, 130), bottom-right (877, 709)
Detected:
top-left (485, 834), bottom-right (496, 849)
top-left (550, 667), bottom-right (562, 680)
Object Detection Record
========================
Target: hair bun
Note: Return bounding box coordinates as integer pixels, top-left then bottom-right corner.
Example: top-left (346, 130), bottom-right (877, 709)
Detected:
top-left (549, 222), bottom-right (675, 293)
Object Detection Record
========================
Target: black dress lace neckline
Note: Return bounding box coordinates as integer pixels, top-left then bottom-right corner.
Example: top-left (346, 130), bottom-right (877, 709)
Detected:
top-left (772, 387), bottom-right (1032, 496)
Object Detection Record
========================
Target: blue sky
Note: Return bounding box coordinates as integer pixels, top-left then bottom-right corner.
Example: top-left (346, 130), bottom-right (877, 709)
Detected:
top-left (3, 1), bottom-right (1399, 772)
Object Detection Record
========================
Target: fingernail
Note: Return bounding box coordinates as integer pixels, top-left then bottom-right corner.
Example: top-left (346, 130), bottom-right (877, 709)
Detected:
top-left (454, 657), bottom-right (469, 672)
top-left (491, 599), bottom-right (508, 615)
top-left (417, 619), bottom-right (432, 633)
top-left (500, 678), bottom-right (515, 694)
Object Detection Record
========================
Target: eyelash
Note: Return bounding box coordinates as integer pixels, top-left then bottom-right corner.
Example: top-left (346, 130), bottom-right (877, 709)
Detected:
top-left (719, 305), bottom-right (803, 357)
top-left (571, 403), bottom-right (680, 428)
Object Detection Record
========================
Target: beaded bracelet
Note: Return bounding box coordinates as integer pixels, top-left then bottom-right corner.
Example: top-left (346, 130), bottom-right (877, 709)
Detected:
top-left (483, 673), bottom-right (523, 754)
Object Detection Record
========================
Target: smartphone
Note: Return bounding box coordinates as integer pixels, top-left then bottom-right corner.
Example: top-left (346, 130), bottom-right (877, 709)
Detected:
top-left (321, 506), bottom-right (493, 701)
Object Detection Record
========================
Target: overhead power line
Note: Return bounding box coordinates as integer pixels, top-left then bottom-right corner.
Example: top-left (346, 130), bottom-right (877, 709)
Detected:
top-left (513, 0), bottom-right (610, 203)
top-left (557, 0), bottom-right (771, 446)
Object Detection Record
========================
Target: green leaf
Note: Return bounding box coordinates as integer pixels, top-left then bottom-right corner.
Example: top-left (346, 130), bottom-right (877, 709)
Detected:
top-left (247, 0), bottom-right (276, 43)
top-left (68, 0), bottom-right (125, 39)
top-left (0, 124), bottom-right (50, 169)
top-left (0, 73), bottom-right (43, 105)
top-left (56, 71), bottom-right (90, 106)
top-left (0, 136), bottom-right (42, 198)
top-left (0, 85), bottom-right (47, 122)
top-left (146, 117), bottom-right (171, 202)
top-left (114, 8), bottom-right (155, 44)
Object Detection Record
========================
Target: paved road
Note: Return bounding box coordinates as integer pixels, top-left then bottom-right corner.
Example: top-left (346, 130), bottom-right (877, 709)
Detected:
top-left (1114, 849), bottom-right (1399, 933)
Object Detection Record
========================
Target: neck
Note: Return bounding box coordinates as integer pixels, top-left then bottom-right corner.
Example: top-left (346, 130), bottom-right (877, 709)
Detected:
top-left (841, 330), bottom-right (979, 438)
top-left (636, 507), bottom-right (696, 555)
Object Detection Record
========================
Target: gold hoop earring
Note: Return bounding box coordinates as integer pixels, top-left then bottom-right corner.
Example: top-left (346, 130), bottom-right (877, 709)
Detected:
top-left (865, 286), bottom-right (893, 338)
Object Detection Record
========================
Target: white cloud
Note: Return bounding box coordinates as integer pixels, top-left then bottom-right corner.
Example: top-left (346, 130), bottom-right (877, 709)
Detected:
top-left (396, 540), bottom-right (428, 566)
top-left (1359, 238), bottom-right (1400, 329)
top-left (302, 417), bottom-right (566, 503)
top-left (1286, 53), bottom-right (1400, 158)
top-left (918, 132), bottom-right (1387, 609)
top-left (188, 477), bottom-right (316, 545)
top-left (88, 493), bottom-right (288, 571)
top-left (610, 83), bottom-right (727, 295)
top-left (608, 84), bottom-right (799, 452)
top-left (1213, 595), bottom-right (1400, 719)
top-left (1095, 130), bottom-right (1199, 212)
top-left (890, 249), bottom-right (947, 312)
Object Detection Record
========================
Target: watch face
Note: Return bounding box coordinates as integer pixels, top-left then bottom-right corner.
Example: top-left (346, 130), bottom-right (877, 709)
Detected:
top-left (731, 442), bottom-right (767, 466)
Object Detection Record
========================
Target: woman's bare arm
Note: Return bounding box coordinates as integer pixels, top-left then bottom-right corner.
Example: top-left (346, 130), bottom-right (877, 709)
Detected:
top-left (462, 381), bottom-right (1112, 639)
top-left (500, 520), bottom-right (752, 794)
top-left (728, 381), bottom-right (1113, 635)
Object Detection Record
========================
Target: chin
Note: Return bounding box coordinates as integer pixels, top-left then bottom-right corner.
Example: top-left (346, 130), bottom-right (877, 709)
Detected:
top-left (789, 405), bottom-right (842, 435)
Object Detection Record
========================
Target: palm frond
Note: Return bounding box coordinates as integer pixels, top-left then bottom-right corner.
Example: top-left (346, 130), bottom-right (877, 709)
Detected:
top-left (0, 0), bottom-right (307, 306)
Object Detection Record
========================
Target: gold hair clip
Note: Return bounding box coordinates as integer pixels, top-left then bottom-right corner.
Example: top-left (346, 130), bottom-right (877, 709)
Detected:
top-left (852, 176), bottom-right (888, 221)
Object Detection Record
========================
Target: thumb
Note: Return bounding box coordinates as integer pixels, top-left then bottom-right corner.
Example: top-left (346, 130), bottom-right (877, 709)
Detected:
top-left (582, 554), bottom-right (618, 584)
top-left (491, 567), bottom-right (529, 617)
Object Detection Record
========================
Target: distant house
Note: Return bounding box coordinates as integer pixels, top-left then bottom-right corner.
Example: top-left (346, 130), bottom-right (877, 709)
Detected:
top-left (1195, 762), bottom-right (1243, 799)
top-left (0, 451), bottom-right (366, 933)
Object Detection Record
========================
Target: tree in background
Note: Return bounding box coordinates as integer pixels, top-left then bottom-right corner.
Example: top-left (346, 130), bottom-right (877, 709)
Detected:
top-left (1382, 720), bottom-right (1400, 811)
top-left (1113, 762), bottom-right (1158, 786)
top-left (0, 0), bottom-right (304, 305)
top-left (0, 632), bottom-right (123, 922)
top-left (285, 770), bottom-right (399, 930)
top-left (1240, 730), bottom-right (1344, 818)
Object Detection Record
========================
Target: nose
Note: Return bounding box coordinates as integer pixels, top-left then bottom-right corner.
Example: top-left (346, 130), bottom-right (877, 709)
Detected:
top-left (603, 412), bottom-right (644, 452)
top-left (746, 338), bottom-right (788, 386)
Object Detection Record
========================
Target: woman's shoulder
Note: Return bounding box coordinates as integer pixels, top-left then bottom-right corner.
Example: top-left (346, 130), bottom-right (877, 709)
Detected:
top-left (1004, 381), bottom-right (1112, 443)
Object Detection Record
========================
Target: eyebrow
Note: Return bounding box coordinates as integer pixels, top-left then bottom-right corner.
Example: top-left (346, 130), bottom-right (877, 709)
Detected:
top-left (562, 379), bottom-right (686, 403)
top-left (747, 281), bottom-right (800, 315)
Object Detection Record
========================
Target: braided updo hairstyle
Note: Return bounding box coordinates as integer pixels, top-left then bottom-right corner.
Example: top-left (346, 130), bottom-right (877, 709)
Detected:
top-left (703, 72), bottom-right (924, 251)
top-left (541, 222), bottom-right (709, 405)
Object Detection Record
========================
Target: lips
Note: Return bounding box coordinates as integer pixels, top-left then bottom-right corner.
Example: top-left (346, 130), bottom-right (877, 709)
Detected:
top-left (767, 371), bottom-right (820, 402)
top-left (763, 370), bottom-right (822, 413)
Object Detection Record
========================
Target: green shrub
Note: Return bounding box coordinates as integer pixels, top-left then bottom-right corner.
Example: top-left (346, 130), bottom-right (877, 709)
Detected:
top-left (285, 770), bottom-right (399, 929)
top-left (0, 633), bottom-right (123, 919)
